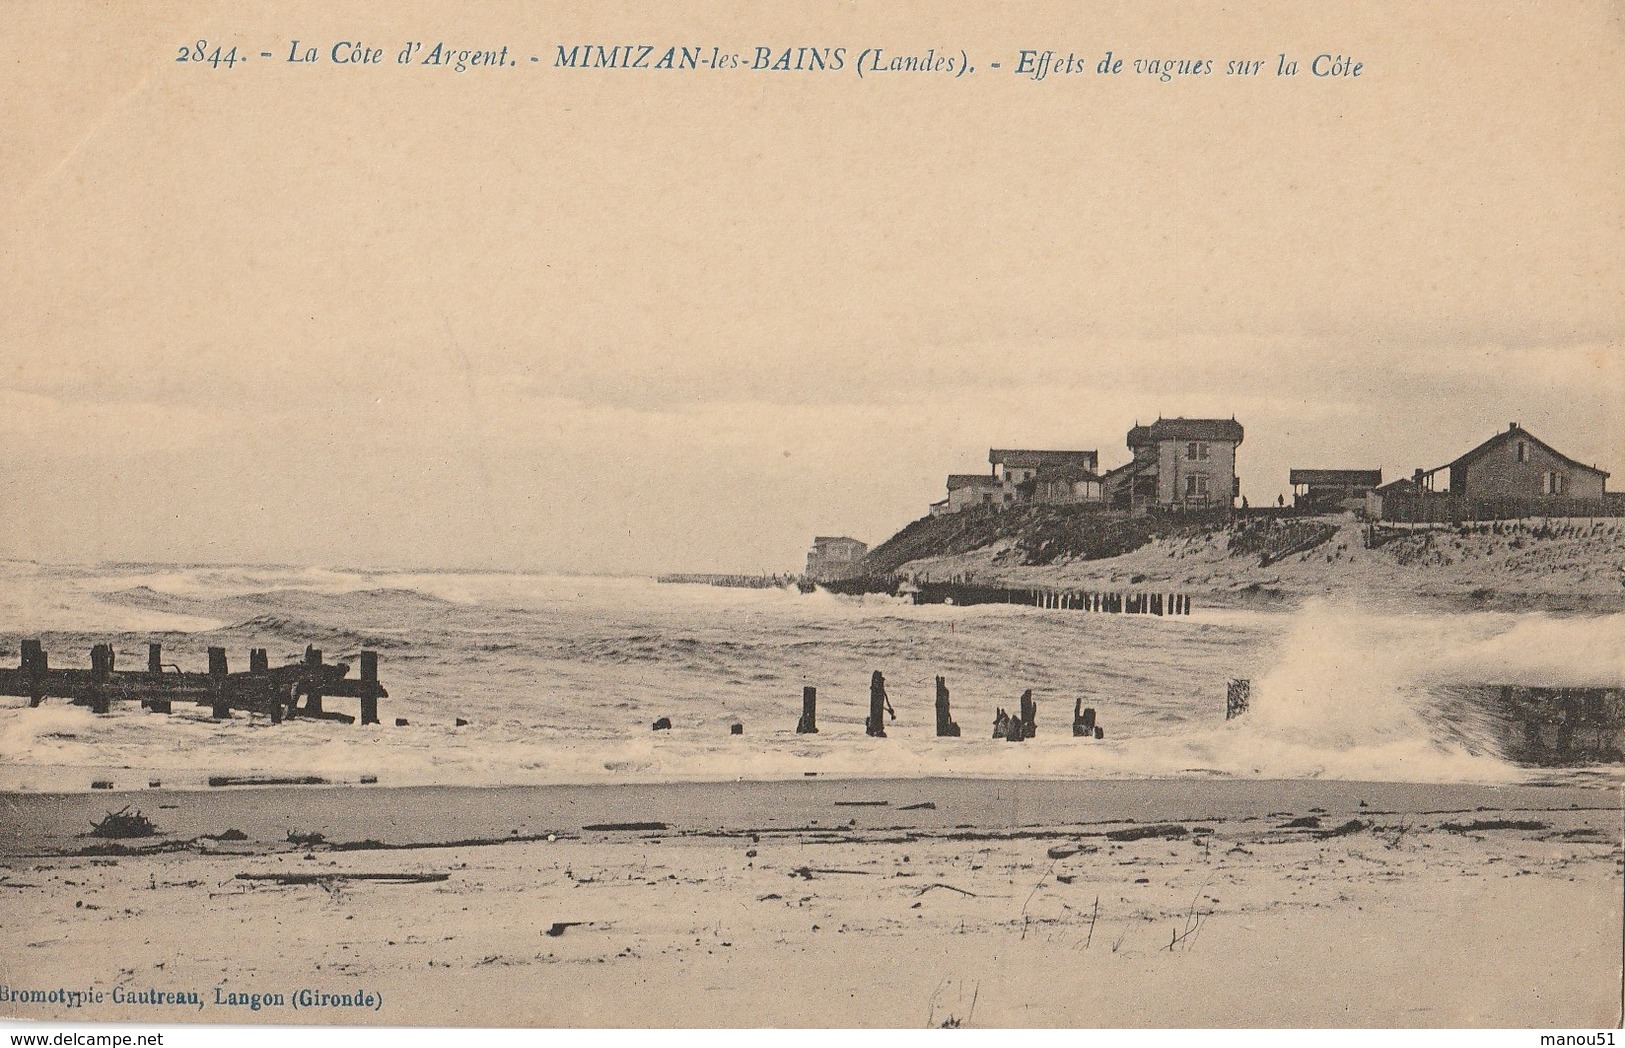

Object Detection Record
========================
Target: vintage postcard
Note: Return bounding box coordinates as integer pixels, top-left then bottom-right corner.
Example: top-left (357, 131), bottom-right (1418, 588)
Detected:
top-left (1, 0), bottom-right (1621, 1032)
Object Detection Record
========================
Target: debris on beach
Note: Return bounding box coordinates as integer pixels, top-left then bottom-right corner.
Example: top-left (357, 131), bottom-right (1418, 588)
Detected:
top-left (543, 921), bottom-right (585, 937)
top-left (1105, 824), bottom-right (1189, 842)
top-left (236, 872), bottom-right (448, 886)
top-left (91, 780), bottom-right (113, 790)
top-left (90, 807), bottom-right (156, 839)
top-left (1439, 819), bottom-right (1548, 833)
top-left (209, 775), bottom-right (327, 788)
top-left (204, 828), bottom-right (249, 841)
top-left (916, 882), bottom-right (977, 897)
top-left (287, 830), bottom-right (327, 846)
top-left (898, 801), bottom-right (937, 811)
top-left (581, 822), bottom-right (667, 832)
top-left (652, 716), bottom-right (672, 731)
top-left (790, 866), bottom-right (871, 879)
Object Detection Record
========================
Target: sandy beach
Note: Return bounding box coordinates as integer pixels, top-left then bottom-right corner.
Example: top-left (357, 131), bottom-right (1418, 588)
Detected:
top-left (2, 776), bottom-right (1619, 1028)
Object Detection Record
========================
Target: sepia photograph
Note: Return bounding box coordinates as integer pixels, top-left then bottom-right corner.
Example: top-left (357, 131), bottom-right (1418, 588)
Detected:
top-left (1, 0), bottom-right (1621, 1033)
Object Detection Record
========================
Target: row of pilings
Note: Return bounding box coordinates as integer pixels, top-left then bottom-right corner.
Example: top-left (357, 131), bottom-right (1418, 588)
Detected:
top-left (910, 582), bottom-right (1193, 615)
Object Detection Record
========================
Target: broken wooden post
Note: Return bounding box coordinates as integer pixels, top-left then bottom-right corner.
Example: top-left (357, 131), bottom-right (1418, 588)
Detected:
top-left (1226, 679), bottom-right (1251, 720)
top-left (250, 648), bottom-right (269, 673)
top-left (1019, 689), bottom-right (1037, 738)
top-left (992, 707), bottom-right (1011, 739)
top-left (935, 676), bottom-right (960, 737)
top-left (866, 670), bottom-right (891, 738)
top-left (730, 722), bottom-right (743, 735)
top-left (21, 640), bottom-right (45, 707)
top-left (303, 646), bottom-right (324, 716)
top-left (208, 646), bottom-right (229, 719)
top-left (796, 685), bottom-right (818, 733)
top-left (143, 643), bottom-right (172, 712)
top-left (88, 644), bottom-right (112, 714)
top-left (1072, 699), bottom-right (1097, 737)
top-left (359, 650), bottom-right (380, 725)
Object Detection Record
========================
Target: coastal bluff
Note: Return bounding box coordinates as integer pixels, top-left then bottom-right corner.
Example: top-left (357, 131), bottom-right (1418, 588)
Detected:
top-left (835, 506), bottom-right (1625, 611)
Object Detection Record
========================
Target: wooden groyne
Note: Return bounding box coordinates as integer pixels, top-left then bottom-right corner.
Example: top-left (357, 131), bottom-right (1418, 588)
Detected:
top-left (908, 581), bottom-right (1193, 615)
top-left (0, 641), bottom-right (387, 725)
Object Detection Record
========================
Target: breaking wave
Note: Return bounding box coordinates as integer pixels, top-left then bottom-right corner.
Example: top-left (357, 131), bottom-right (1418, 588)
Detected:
top-left (0, 561), bottom-right (1619, 790)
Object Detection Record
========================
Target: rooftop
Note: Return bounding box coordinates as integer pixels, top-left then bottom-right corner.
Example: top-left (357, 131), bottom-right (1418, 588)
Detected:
top-left (988, 449), bottom-right (1097, 469)
top-left (1127, 417), bottom-right (1245, 447)
top-left (1290, 468), bottom-right (1383, 486)
top-left (1443, 423), bottom-right (1609, 479)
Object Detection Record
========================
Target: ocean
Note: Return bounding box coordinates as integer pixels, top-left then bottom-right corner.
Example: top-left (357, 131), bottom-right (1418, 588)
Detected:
top-left (1, 560), bottom-right (1621, 791)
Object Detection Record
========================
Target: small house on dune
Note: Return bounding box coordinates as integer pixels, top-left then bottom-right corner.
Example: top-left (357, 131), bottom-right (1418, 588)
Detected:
top-left (989, 448), bottom-right (1099, 485)
top-left (805, 536), bottom-right (868, 582)
top-left (1290, 468), bottom-right (1383, 512)
top-left (1367, 423), bottom-right (1612, 520)
top-left (1021, 464), bottom-right (1105, 505)
top-left (1438, 423), bottom-right (1607, 500)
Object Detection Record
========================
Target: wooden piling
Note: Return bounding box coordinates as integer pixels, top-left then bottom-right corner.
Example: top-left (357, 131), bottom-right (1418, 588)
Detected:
top-left (208, 646), bottom-right (229, 719)
top-left (1019, 689), bottom-right (1037, 738)
top-left (23, 640), bottom-right (46, 707)
top-left (88, 644), bottom-right (112, 714)
top-left (935, 676), bottom-right (960, 737)
top-left (866, 670), bottom-right (890, 738)
top-left (796, 686), bottom-right (818, 734)
top-left (1226, 679), bottom-right (1251, 720)
top-left (145, 644), bottom-right (171, 713)
top-left (303, 646), bottom-right (324, 716)
top-left (1072, 699), bottom-right (1097, 737)
top-left (359, 650), bottom-right (380, 725)
top-left (250, 648), bottom-right (269, 674)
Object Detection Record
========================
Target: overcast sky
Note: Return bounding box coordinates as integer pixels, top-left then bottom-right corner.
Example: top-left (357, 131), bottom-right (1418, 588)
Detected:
top-left (2, 1), bottom-right (1620, 573)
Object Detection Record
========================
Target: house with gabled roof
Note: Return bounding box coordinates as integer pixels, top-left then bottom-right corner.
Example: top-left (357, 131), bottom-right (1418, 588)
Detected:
top-left (988, 448), bottom-right (1098, 486)
top-left (1439, 422), bottom-right (1608, 500)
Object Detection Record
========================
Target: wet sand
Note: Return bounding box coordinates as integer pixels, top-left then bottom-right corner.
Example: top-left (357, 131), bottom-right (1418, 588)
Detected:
top-left (1, 777), bottom-right (1621, 1027)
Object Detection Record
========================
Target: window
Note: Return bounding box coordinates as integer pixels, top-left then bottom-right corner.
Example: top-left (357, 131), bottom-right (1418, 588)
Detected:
top-left (1186, 442), bottom-right (1210, 461)
top-left (1185, 475), bottom-right (1209, 498)
top-left (1517, 441), bottom-right (1528, 463)
top-left (1542, 471), bottom-right (1565, 495)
